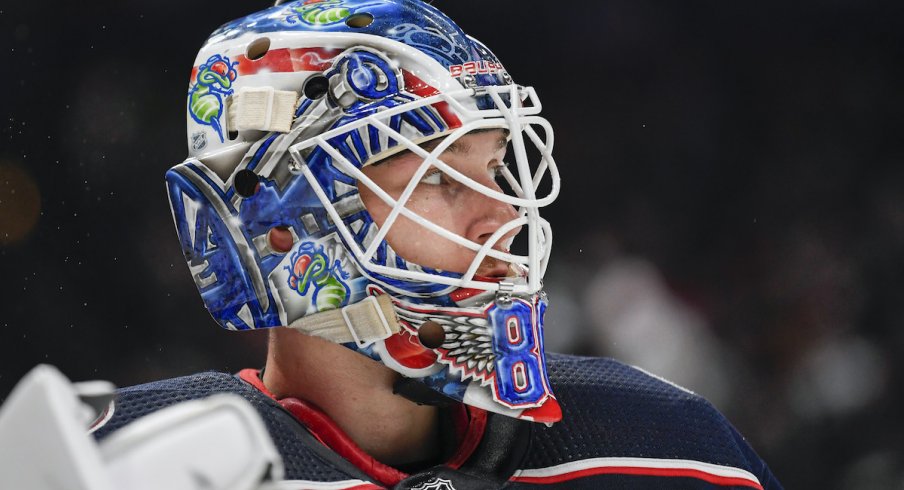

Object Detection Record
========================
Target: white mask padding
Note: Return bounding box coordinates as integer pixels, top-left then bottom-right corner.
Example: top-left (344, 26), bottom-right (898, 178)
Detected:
top-left (289, 85), bottom-right (560, 295)
top-left (287, 293), bottom-right (399, 347)
top-left (227, 86), bottom-right (299, 133)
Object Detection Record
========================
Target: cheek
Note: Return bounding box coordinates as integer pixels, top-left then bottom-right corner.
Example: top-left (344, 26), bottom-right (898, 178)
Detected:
top-left (392, 191), bottom-right (474, 270)
top-left (358, 185), bottom-right (389, 224)
top-left (405, 189), bottom-right (463, 231)
top-left (362, 184), bottom-right (462, 230)
top-left (359, 186), bottom-right (473, 271)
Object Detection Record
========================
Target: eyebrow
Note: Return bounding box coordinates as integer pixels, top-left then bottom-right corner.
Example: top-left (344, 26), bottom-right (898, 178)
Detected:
top-left (422, 131), bottom-right (509, 155)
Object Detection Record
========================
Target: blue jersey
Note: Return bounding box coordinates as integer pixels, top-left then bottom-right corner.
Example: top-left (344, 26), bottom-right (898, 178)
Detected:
top-left (93, 354), bottom-right (781, 489)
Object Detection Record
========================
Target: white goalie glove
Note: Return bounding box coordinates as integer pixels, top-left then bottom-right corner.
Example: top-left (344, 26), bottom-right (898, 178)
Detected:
top-left (0, 365), bottom-right (285, 490)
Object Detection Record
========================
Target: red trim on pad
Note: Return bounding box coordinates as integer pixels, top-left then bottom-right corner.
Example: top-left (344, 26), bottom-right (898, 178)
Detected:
top-left (446, 406), bottom-right (487, 469)
top-left (238, 368), bottom-right (275, 396)
top-left (279, 397), bottom-right (408, 487)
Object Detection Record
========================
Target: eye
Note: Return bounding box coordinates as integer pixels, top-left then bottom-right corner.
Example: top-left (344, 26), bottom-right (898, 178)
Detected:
top-left (420, 169), bottom-right (443, 186)
top-left (489, 161), bottom-right (510, 180)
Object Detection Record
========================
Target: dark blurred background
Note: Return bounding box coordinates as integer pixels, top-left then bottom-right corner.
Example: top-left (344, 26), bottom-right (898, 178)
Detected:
top-left (2, 1), bottom-right (903, 487)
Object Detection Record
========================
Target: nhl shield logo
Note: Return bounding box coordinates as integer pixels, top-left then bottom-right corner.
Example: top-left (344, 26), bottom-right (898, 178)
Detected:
top-left (191, 131), bottom-right (208, 151)
top-left (411, 477), bottom-right (456, 490)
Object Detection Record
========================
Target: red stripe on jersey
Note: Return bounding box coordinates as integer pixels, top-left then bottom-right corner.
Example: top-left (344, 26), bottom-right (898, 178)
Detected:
top-left (511, 466), bottom-right (764, 489)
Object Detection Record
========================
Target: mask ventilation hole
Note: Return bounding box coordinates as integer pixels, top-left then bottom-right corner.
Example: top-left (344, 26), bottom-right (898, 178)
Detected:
top-left (234, 169), bottom-right (260, 198)
top-left (267, 226), bottom-right (295, 254)
top-left (246, 37), bottom-right (270, 61)
top-left (303, 74), bottom-right (329, 100)
top-left (345, 13), bottom-right (374, 28)
top-left (418, 321), bottom-right (446, 349)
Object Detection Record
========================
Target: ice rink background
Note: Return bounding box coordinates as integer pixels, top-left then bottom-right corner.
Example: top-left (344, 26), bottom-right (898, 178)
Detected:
top-left (2, 1), bottom-right (903, 488)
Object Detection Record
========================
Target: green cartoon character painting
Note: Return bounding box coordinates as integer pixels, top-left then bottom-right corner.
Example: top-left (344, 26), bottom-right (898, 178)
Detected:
top-left (188, 54), bottom-right (238, 143)
top-left (286, 241), bottom-right (352, 312)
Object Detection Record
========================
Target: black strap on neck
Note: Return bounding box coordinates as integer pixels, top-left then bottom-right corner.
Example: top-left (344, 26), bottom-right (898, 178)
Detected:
top-left (393, 377), bottom-right (455, 407)
top-left (393, 413), bottom-right (532, 490)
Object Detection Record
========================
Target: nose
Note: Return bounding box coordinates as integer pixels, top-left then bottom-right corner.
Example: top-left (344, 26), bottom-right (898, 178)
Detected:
top-left (463, 178), bottom-right (522, 250)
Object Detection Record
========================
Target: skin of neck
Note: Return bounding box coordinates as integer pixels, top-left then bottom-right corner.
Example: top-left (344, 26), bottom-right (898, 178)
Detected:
top-left (262, 327), bottom-right (440, 466)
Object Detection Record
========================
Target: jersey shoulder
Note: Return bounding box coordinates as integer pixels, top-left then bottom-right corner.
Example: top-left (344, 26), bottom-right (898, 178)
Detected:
top-left (91, 371), bottom-right (261, 439)
top-left (511, 354), bottom-right (782, 489)
top-left (91, 371), bottom-right (368, 485)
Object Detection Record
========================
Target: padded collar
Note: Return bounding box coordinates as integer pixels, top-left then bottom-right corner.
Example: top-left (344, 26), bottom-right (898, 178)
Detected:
top-left (238, 368), bottom-right (487, 487)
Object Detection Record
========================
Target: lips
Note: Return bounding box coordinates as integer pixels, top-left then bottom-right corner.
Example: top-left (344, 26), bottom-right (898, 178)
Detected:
top-left (475, 261), bottom-right (510, 278)
top-left (474, 253), bottom-right (513, 278)
top-left (474, 253), bottom-right (528, 280)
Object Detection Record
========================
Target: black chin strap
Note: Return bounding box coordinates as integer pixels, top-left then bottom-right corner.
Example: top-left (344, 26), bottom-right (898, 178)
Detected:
top-left (394, 412), bottom-right (533, 490)
top-left (393, 377), bottom-right (456, 407)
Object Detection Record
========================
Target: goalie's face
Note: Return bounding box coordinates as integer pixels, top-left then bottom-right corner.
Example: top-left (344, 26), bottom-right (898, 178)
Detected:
top-left (359, 129), bottom-right (521, 279)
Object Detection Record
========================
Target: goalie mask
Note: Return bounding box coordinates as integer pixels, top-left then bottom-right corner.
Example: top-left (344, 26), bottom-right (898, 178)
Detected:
top-left (166, 0), bottom-right (562, 423)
